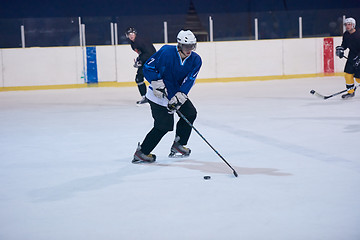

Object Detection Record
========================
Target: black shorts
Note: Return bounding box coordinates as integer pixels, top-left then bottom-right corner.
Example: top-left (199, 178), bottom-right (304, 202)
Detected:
top-left (148, 99), bottom-right (197, 132)
top-left (344, 59), bottom-right (360, 78)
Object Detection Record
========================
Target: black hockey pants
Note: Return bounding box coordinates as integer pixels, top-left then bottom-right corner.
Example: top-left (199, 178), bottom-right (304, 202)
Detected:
top-left (140, 99), bottom-right (197, 155)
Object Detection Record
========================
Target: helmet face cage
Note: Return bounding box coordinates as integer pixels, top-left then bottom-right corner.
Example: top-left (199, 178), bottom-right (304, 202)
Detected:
top-left (125, 27), bottom-right (137, 38)
top-left (179, 43), bottom-right (197, 52)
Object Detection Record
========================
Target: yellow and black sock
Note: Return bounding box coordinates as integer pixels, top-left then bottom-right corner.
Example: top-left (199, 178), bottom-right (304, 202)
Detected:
top-left (345, 73), bottom-right (355, 94)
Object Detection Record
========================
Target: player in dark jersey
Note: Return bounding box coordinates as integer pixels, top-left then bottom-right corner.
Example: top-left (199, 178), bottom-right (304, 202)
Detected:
top-left (125, 27), bottom-right (156, 104)
top-left (335, 17), bottom-right (360, 99)
top-left (132, 30), bottom-right (202, 163)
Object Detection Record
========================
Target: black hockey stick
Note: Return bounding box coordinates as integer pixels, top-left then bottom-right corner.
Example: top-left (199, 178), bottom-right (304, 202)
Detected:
top-left (312, 55), bottom-right (358, 99)
top-left (310, 84), bottom-right (358, 99)
top-left (176, 110), bottom-right (238, 177)
top-left (310, 89), bottom-right (347, 99)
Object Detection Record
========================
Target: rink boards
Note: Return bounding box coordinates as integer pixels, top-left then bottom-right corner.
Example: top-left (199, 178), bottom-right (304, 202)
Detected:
top-left (0, 37), bottom-right (346, 91)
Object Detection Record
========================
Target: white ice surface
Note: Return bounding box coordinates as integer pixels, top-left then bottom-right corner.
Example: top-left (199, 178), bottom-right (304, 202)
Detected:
top-left (0, 77), bottom-right (359, 240)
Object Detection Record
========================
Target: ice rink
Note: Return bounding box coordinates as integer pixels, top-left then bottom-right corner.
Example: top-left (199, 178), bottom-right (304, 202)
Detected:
top-left (1, 76), bottom-right (359, 240)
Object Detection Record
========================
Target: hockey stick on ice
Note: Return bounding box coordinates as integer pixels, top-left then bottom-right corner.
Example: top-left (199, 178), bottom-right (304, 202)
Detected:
top-left (176, 110), bottom-right (238, 177)
top-left (311, 55), bottom-right (358, 99)
top-left (310, 89), bottom-right (348, 99)
top-left (310, 84), bottom-right (358, 100)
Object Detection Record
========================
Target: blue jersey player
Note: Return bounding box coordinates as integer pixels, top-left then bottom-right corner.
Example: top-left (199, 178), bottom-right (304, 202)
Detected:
top-left (132, 30), bottom-right (202, 163)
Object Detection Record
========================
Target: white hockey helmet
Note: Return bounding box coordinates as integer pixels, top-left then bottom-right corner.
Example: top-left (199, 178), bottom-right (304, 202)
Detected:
top-left (344, 17), bottom-right (356, 29)
top-left (177, 30), bottom-right (197, 51)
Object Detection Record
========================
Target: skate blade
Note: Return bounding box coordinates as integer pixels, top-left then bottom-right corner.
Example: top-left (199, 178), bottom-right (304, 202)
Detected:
top-left (136, 100), bottom-right (149, 105)
top-left (132, 159), bottom-right (155, 164)
top-left (168, 153), bottom-right (190, 158)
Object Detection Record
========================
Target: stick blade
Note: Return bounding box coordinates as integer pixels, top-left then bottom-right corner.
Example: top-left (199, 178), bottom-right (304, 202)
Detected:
top-left (233, 170), bottom-right (238, 177)
top-left (310, 90), bottom-right (326, 99)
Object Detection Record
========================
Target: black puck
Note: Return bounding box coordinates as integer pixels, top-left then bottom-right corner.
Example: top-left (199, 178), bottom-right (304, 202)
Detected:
top-left (203, 176), bottom-right (211, 180)
top-left (310, 90), bottom-right (315, 94)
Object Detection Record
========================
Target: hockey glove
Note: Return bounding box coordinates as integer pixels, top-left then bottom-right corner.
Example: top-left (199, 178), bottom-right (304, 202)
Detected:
top-left (133, 57), bottom-right (142, 68)
top-left (335, 46), bottom-right (345, 59)
top-left (353, 55), bottom-right (360, 69)
top-left (168, 92), bottom-right (188, 112)
top-left (151, 79), bottom-right (167, 98)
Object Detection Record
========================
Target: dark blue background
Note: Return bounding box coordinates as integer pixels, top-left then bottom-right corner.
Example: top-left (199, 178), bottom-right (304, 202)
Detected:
top-left (1, 0), bottom-right (360, 18)
top-left (1, 0), bottom-right (360, 48)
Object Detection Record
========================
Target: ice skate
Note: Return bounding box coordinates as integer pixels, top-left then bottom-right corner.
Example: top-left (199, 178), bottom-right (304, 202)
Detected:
top-left (169, 137), bottom-right (191, 158)
top-left (136, 96), bottom-right (148, 105)
top-left (132, 143), bottom-right (156, 164)
top-left (341, 92), bottom-right (355, 99)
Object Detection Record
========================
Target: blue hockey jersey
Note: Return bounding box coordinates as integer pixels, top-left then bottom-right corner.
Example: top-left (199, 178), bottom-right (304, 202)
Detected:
top-left (143, 45), bottom-right (202, 106)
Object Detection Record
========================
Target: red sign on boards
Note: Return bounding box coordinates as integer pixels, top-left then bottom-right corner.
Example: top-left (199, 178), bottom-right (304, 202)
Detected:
top-left (323, 38), bottom-right (334, 73)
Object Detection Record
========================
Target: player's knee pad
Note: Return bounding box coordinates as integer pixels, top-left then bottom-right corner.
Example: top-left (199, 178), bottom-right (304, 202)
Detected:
top-left (186, 109), bottom-right (197, 124)
top-left (153, 112), bottom-right (174, 132)
top-left (185, 111), bottom-right (197, 124)
top-left (178, 100), bottom-right (197, 123)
